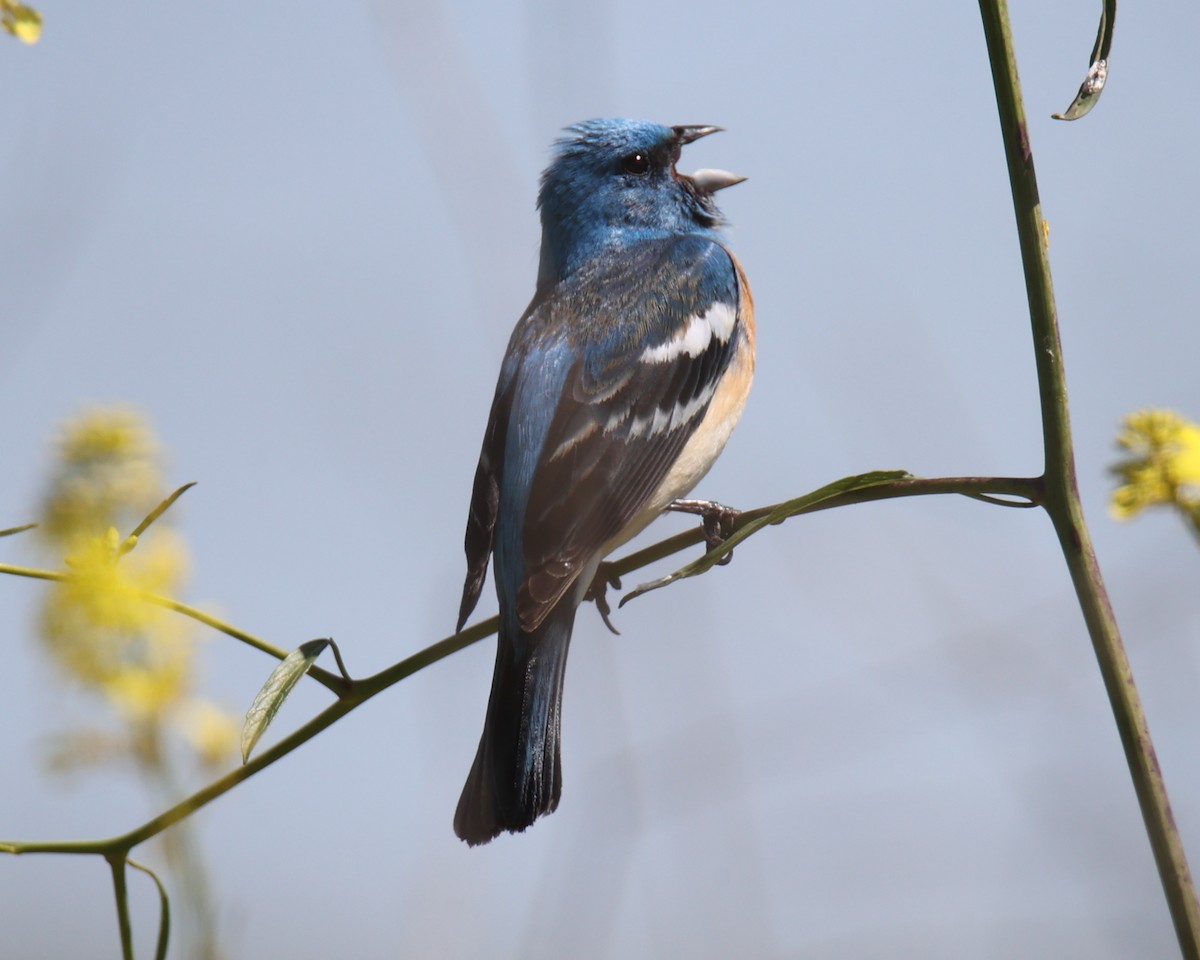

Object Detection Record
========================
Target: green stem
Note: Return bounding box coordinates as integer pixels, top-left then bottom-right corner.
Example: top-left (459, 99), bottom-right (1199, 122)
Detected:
top-left (0, 562), bottom-right (61, 583)
top-left (138, 592), bottom-right (349, 695)
top-left (978, 2), bottom-right (1200, 955)
top-left (107, 854), bottom-right (136, 960)
top-left (0, 562), bottom-right (347, 695)
top-left (6, 625), bottom-right (489, 855)
top-left (608, 474), bottom-right (1042, 580)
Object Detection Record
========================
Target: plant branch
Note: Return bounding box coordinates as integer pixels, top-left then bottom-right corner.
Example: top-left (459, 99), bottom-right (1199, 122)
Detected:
top-left (978, 2), bottom-right (1200, 955)
top-left (0, 562), bottom-right (348, 696)
top-left (0, 471), bottom-right (1037, 858)
top-left (137, 592), bottom-right (350, 696)
top-left (608, 473), bottom-right (1042, 583)
top-left (107, 854), bottom-right (135, 960)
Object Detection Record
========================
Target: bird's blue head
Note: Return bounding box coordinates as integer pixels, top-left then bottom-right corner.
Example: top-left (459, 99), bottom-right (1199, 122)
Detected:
top-left (536, 118), bottom-right (745, 287)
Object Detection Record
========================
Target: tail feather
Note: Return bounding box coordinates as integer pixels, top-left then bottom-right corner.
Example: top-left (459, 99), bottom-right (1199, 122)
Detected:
top-left (454, 602), bottom-right (575, 845)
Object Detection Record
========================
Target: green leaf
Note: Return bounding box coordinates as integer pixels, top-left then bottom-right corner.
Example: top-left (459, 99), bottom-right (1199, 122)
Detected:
top-left (241, 639), bottom-right (330, 763)
top-left (620, 470), bottom-right (911, 607)
top-left (127, 859), bottom-right (171, 960)
top-left (1052, 0), bottom-right (1116, 121)
top-left (127, 481), bottom-right (197, 543)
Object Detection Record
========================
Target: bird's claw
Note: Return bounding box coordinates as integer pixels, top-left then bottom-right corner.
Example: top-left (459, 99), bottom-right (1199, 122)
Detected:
top-left (585, 562), bottom-right (623, 634)
top-left (666, 498), bottom-right (741, 565)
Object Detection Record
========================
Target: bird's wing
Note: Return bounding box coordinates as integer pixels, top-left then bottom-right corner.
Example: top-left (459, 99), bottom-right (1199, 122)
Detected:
top-left (512, 234), bottom-right (746, 631)
top-left (457, 336), bottom-right (525, 631)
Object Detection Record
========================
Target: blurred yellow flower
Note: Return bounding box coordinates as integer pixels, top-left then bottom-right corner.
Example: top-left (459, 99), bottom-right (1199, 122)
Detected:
top-left (1, 0), bottom-right (42, 44)
top-left (40, 531), bottom-right (192, 712)
top-left (1111, 410), bottom-right (1200, 527)
top-left (39, 407), bottom-right (163, 546)
top-left (177, 699), bottom-right (241, 769)
top-left (32, 407), bottom-right (229, 956)
top-left (33, 408), bottom-right (222, 741)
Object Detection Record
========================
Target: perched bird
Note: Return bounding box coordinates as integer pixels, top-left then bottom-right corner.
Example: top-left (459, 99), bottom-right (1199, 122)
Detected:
top-left (454, 118), bottom-right (755, 845)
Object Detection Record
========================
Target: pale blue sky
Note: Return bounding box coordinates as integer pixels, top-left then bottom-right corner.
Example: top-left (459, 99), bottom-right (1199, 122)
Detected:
top-left (2, 2), bottom-right (1199, 957)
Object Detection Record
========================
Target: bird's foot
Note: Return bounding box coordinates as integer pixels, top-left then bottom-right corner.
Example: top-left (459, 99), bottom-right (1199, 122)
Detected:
top-left (585, 562), bottom-right (623, 634)
top-left (666, 498), bottom-right (742, 565)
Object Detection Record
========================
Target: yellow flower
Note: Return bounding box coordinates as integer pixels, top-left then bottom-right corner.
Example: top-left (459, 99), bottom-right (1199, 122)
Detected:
top-left (1, 1), bottom-right (42, 44)
top-left (36, 408), bottom-right (193, 722)
top-left (176, 699), bottom-right (241, 769)
top-left (31, 406), bottom-right (227, 954)
top-left (39, 407), bottom-right (164, 546)
top-left (1111, 410), bottom-right (1200, 521)
top-left (40, 530), bottom-right (192, 716)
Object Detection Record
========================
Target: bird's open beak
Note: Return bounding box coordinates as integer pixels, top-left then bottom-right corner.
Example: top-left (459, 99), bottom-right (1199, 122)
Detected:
top-left (672, 125), bottom-right (746, 193)
top-left (687, 168), bottom-right (747, 193)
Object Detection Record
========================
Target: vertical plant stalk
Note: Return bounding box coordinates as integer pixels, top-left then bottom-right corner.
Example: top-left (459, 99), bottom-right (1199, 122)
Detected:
top-left (978, 2), bottom-right (1200, 956)
top-left (107, 854), bottom-right (136, 960)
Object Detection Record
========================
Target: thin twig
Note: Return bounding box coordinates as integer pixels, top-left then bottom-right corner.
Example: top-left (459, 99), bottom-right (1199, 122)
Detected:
top-left (0, 562), bottom-right (348, 696)
top-left (978, 2), bottom-right (1200, 955)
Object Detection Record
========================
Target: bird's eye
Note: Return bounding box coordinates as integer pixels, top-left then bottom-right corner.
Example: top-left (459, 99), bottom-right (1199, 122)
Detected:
top-left (622, 152), bottom-right (651, 175)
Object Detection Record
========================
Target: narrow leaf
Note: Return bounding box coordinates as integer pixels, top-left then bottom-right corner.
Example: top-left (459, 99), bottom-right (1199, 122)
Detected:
top-left (128, 481), bottom-right (197, 541)
top-left (241, 639), bottom-right (330, 763)
top-left (620, 470), bottom-right (910, 607)
top-left (0, 523), bottom-right (36, 538)
top-left (1052, 0), bottom-right (1116, 121)
top-left (128, 859), bottom-right (171, 960)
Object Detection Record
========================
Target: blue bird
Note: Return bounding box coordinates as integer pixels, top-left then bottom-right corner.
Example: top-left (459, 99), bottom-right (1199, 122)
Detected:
top-left (454, 118), bottom-right (755, 845)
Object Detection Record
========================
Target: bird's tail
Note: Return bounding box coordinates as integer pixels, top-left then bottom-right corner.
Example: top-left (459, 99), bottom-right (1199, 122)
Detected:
top-left (454, 601), bottom-right (576, 845)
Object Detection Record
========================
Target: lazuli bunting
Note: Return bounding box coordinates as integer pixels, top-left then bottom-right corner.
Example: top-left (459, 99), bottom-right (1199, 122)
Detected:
top-left (454, 118), bottom-right (755, 845)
